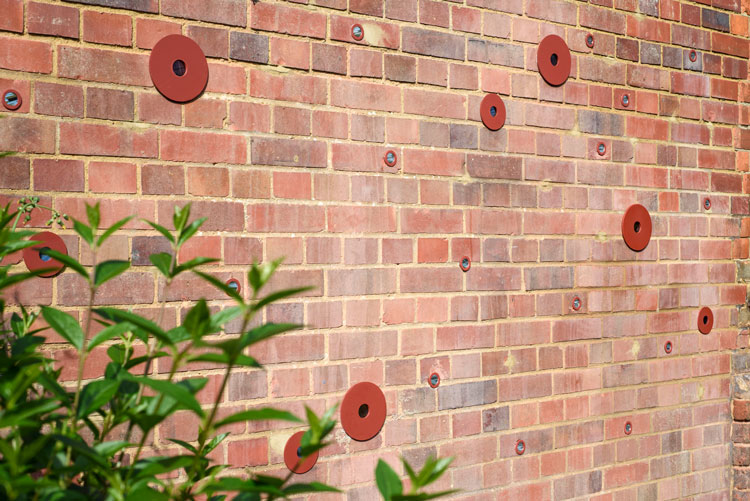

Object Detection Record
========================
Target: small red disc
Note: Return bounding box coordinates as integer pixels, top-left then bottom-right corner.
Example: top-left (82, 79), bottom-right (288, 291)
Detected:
top-left (621, 204), bottom-right (652, 252)
top-left (149, 35), bottom-right (209, 103)
top-left (226, 278), bottom-right (241, 295)
top-left (698, 307), bottom-right (713, 335)
top-left (664, 340), bottom-right (673, 354)
top-left (480, 94), bottom-right (506, 131)
top-left (284, 431), bottom-right (319, 474)
top-left (22, 232), bottom-right (67, 278)
top-left (459, 256), bottom-right (471, 272)
top-left (515, 439), bottom-right (525, 455)
top-left (3, 89), bottom-right (22, 111)
top-left (428, 372), bottom-right (440, 388)
top-left (624, 421), bottom-right (633, 435)
top-left (341, 382), bottom-right (386, 441)
top-left (585, 33), bottom-right (595, 49)
top-left (384, 150), bottom-right (397, 167)
top-left (537, 35), bottom-right (571, 87)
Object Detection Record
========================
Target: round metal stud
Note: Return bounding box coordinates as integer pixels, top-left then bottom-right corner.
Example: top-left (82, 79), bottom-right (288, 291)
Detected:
top-left (698, 307), bottom-right (713, 335)
top-left (537, 34), bottom-right (571, 87)
top-left (621, 94), bottom-right (630, 108)
top-left (515, 440), bottom-right (525, 455)
top-left (480, 93), bottom-right (506, 131)
top-left (597, 142), bottom-right (607, 156)
top-left (689, 50), bottom-right (697, 62)
top-left (572, 296), bottom-right (582, 311)
top-left (664, 340), bottom-right (673, 354)
top-left (284, 431), bottom-right (319, 474)
top-left (226, 278), bottom-right (241, 295)
top-left (428, 373), bottom-right (440, 388)
top-left (459, 256), bottom-right (471, 272)
top-left (384, 150), bottom-right (397, 167)
top-left (624, 422), bottom-right (632, 435)
top-left (585, 33), bottom-right (595, 49)
top-left (149, 34), bottom-right (209, 103)
top-left (341, 382), bottom-right (386, 441)
top-left (703, 198), bottom-right (711, 210)
top-left (3, 89), bottom-right (22, 111)
top-left (621, 204), bottom-right (652, 252)
top-left (22, 232), bottom-right (67, 278)
top-left (352, 24), bottom-right (364, 41)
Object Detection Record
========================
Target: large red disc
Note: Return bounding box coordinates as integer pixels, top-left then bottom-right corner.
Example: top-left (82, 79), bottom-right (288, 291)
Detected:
top-left (537, 35), bottom-right (571, 87)
top-left (698, 307), bottom-right (714, 335)
top-left (149, 35), bottom-right (209, 103)
top-left (621, 204), bottom-right (652, 252)
top-left (341, 382), bottom-right (386, 441)
top-left (480, 94), bottom-right (506, 131)
top-left (283, 431), bottom-right (319, 474)
top-left (22, 232), bottom-right (67, 277)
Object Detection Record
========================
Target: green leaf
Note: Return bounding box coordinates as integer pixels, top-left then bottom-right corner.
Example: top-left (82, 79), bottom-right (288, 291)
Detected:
top-left (173, 204), bottom-right (191, 234)
top-left (376, 460), bottom-right (403, 501)
top-left (215, 408), bottom-right (301, 429)
top-left (94, 260), bottom-right (130, 286)
top-left (209, 306), bottom-right (243, 333)
top-left (193, 271), bottom-right (242, 302)
top-left (189, 352), bottom-right (260, 368)
top-left (72, 218), bottom-right (94, 246)
top-left (205, 432), bottom-right (229, 454)
top-left (391, 492), bottom-right (459, 501)
top-left (238, 323), bottom-right (300, 351)
top-left (149, 252), bottom-right (173, 278)
top-left (88, 321), bottom-right (133, 351)
top-left (177, 217), bottom-right (206, 247)
top-left (93, 440), bottom-right (129, 457)
top-left (86, 202), bottom-right (101, 229)
top-left (95, 308), bottom-right (172, 346)
top-left (254, 287), bottom-right (313, 311)
top-left (77, 379), bottom-right (120, 418)
top-left (143, 220), bottom-right (175, 244)
top-left (184, 299), bottom-right (211, 341)
top-left (168, 438), bottom-right (197, 454)
top-left (173, 256), bottom-right (218, 275)
top-left (248, 259), bottom-right (282, 294)
top-left (41, 306), bottom-right (84, 350)
top-left (127, 375), bottom-right (204, 416)
top-left (283, 483), bottom-right (341, 495)
top-left (42, 249), bottom-right (88, 280)
top-left (97, 215), bottom-right (133, 246)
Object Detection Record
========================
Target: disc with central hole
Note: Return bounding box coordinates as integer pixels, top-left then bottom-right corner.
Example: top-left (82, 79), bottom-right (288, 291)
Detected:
top-left (480, 93), bottom-right (506, 131)
top-left (22, 232), bottom-right (67, 278)
top-left (698, 307), bottom-right (713, 335)
top-left (341, 382), bottom-right (386, 441)
top-left (537, 35), bottom-right (571, 87)
top-left (621, 204), bottom-right (652, 252)
top-left (149, 35), bottom-right (209, 103)
top-left (284, 431), bottom-right (318, 474)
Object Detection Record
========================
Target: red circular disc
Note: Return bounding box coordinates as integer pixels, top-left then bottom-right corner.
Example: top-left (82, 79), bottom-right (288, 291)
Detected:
top-left (537, 35), bottom-right (571, 87)
top-left (23, 232), bottom-right (67, 277)
top-left (515, 440), bottom-right (525, 455)
top-left (341, 382), bottom-right (386, 441)
top-left (480, 94), bottom-right (506, 131)
top-left (689, 50), bottom-right (697, 62)
top-left (284, 431), bottom-right (319, 474)
top-left (459, 256), bottom-right (471, 272)
top-left (384, 150), bottom-right (397, 167)
top-left (585, 33), bottom-right (595, 49)
top-left (621, 204), bottom-right (652, 252)
top-left (352, 24), bottom-right (364, 41)
top-left (664, 340), bottom-right (673, 354)
top-left (624, 421), bottom-right (633, 435)
top-left (428, 372), bottom-right (440, 388)
top-left (3, 89), bottom-right (22, 111)
top-left (149, 35), bottom-right (208, 103)
top-left (698, 307), bottom-right (713, 335)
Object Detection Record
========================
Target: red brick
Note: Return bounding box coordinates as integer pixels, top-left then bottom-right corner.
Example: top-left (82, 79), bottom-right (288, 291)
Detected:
top-left (0, 36), bottom-right (52, 73)
top-left (82, 10), bottom-right (131, 46)
top-left (27, 2), bottom-right (79, 39)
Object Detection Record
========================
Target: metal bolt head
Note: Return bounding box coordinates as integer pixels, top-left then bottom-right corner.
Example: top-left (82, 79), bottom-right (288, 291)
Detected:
top-left (621, 94), bottom-right (630, 107)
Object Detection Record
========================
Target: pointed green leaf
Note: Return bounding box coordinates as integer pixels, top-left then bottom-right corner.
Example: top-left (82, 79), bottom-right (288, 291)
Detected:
top-left (41, 306), bottom-right (84, 350)
top-left (94, 260), bottom-right (130, 286)
top-left (85, 202), bottom-right (101, 229)
top-left (173, 204), bottom-right (191, 234)
top-left (167, 438), bottom-right (197, 454)
top-left (127, 375), bottom-right (204, 416)
top-left (215, 408), bottom-right (301, 429)
top-left (149, 252), bottom-right (173, 278)
top-left (77, 379), bottom-right (120, 418)
top-left (143, 220), bottom-right (175, 244)
top-left (88, 321), bottom-right (133, 351)
top-left (73, 218), bottom-right (94, 246)
top-left (173, 256), bottom-right (218, 275)
top-left (97, 215), bottom-right (133, 246)
top-left (253, 287), bottom-right (313, 311)
top-left (193, 271), bottom-right (243, 302)
top-left (238, 323), bottom-right (300, 351)
top-left (177, 217), bottom-right (206, 247)
top-left (376, 460), bottom-right (403, 501)
top-left (42, 248), bottom-right (88, 279)
top-left (205, 432), bottom-right (229, 454)
top-left (95, 308), bottom-right (172, 346)
top-left (283, 483), bottom-right (341, 495)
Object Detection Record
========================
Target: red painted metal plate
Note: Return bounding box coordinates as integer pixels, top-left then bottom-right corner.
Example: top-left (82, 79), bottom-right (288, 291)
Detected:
top-left (341, 382), bottom-right (386, 441)
top-left (3, 89), bottom-right (22, 111)
top-left (149, 35), bottom-right (209, 103)
top-left (480, 94), bottom-right (506, 131)
top-left (698, 307), bottom-right (713, 334)
top-left (537, 35), bottom-right (571, 87)
top-left (284, 431), bottom-right (318, 474)
top-left (23, 232), bottom-right (67, 277)
top-left (621, 204), bottom-right (652, 252)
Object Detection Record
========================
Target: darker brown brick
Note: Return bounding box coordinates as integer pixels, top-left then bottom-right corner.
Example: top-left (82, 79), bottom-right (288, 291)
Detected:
top-left (86, 87), bottom-right (134, 121)
top-left (131, 236), bottom-right (172, 266)
top-left (616, 38), bottom-right (638, 62)
top-left (0, 156), bottom-right (29, 189)
top-left (402, 27), bottom-right (465, 61)
top-left (312, 43), bottom-right (346, 75)
top-left (482, 406), bottom-right (509, 431)
top-left (438, 380), bottom-right (497, 410)
top-left (385, 54), bottom-right (417, 83)
top-left (702, 8), bottom-right (730, 32)
top-left (62, 0), bottom-right (157, 13)
top-left (578, 110), bottom-right (624, 136)
top-left (229, 32), bottom-right (268, 63)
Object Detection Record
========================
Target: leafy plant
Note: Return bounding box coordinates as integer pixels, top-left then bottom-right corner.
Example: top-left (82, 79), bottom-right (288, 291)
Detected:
top-left (0, 201), bottom-right (454, 500)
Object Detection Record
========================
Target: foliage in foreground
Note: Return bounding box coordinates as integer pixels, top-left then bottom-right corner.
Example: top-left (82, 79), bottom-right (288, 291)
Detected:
top-left (0, 201), bottom-right (454, 500)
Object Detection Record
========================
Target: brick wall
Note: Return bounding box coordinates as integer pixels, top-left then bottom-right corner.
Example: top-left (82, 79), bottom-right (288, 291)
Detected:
top-left (0, 0), bottom-right (749, 498)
